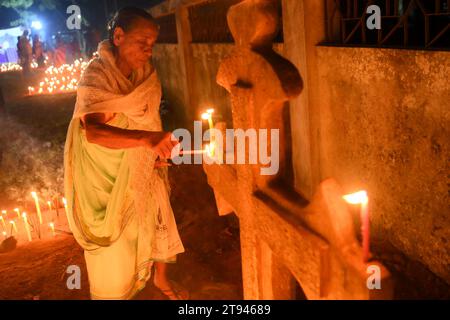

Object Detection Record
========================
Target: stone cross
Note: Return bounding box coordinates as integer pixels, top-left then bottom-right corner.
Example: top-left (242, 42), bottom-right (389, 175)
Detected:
top-left (203, 0), bottom-right (392, 299)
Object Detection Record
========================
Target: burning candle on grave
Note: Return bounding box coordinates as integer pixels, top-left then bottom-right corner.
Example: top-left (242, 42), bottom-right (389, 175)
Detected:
top-left (0, 216), bottom-right (6, 229)
top-left (31, 192), bottom-right (43, 224)
top-left (22, 212), bottom-right (32, 242)
top-left (49, 222), bottom-right (56, 237)
top-left (343, 190), bottom-right (370, 263)
top-left (9, 220), bottom-right (17, 234)
top-left (62, 197), bottom-right (68, 217)
top-left (13, 208), bottom-right (20, 219)
top-left (2, 231), bottom-right (7, 239)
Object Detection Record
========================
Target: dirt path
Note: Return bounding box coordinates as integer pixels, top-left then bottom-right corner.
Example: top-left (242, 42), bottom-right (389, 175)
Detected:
top-left (0, 165), bottom-right (242, 300)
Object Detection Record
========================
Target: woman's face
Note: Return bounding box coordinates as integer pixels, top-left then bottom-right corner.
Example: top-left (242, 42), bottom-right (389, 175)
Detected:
top-left (113, 18), bottom-right (159, 71)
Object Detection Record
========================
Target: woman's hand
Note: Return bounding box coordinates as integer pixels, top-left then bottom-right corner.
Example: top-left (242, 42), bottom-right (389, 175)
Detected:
top-left (144, 132), bottom-right (179, 159)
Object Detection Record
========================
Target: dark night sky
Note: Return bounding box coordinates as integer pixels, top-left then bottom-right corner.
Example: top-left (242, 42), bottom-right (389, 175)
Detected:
top-left (0, 0), bottom-right (165, 31)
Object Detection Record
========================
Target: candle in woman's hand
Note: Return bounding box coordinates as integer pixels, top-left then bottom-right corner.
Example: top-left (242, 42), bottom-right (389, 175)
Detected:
top-left (343, 190), bottom-right (370, 263)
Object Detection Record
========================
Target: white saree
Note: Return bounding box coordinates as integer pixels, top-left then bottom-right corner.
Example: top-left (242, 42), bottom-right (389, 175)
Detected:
top-left (64, 40), bottom-right (184, 300)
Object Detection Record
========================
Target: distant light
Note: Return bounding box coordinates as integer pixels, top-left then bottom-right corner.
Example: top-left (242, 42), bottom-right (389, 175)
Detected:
top-left (77, 15), bottom-right (81, 19)
top-left (31, 21), bottom-right (43, 30)
top-left (2, 41), bottom-right (9, 50)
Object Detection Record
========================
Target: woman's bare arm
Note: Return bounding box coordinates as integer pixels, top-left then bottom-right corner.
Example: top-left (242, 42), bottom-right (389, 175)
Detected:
top-left (83, 113), bottom-right (177, 159)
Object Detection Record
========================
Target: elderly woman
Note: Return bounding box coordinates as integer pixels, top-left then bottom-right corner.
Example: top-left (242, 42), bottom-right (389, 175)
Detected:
top-left (64, 7), bottom-right (187, 300)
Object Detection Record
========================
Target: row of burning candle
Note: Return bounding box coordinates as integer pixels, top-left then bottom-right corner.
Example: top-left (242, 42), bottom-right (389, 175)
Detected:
top-left (27, 59), bottom-right (89, 95)
top-left (0, 192), bottom-right (69, 241)
top-left (0, 62), bottom-right (39, 73)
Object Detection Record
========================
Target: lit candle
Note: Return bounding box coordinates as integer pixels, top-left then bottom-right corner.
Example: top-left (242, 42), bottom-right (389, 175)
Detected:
top-left (2, 231), bottom-right (6, 239)
top-left (31, 192), bottom-right (43, 224)
top-left (179, 149), bottom-right (207, 155)
top-left (202, 109), bottom-right (214, 131)
top-left (49, 222), bottom-right (56, 237)
top-left (13, 208), bottom-right (20, 219)
top-left (9, 220), bottom-right (17, 234)
top-left (22, 212), bottom-right (32, 242)
top-left (47, 200), bottom-right (52, 212)
top-left (62, 197), bottom-right (69, 218)
top-left (343, 190), bottom-right (370, 263)
top-left (1, 210), bottom-right (7, 224)
top-left (0, 216), bottom-right (6, 229)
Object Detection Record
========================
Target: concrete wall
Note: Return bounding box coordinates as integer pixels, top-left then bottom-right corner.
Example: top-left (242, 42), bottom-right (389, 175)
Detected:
top-left (314, 47), bottom-right (450, 284)
top-left (191, 44), bottom-right (233, 124)
top-left (153, 44), bottom-right (186, 126)
top-left (153, 42), bottom-right (284, 126)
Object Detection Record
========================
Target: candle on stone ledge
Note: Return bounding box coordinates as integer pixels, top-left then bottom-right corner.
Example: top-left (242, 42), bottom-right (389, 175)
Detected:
top-left (201, 109), bottom-right (215, 131)
top-left (343, 190), bottom-right (370, 263)
top-left (31, 192), bottom-right (43, 224)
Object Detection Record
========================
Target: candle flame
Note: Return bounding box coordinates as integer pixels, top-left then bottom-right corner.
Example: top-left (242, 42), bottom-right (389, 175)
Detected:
top-left (201, 112), bottom-right (210, 120)
top-left (31, 191), bottom-right (37, 198)
top-left (62, 198), bottom-right (67, 206)
top-left (206, 108), bottom-right (214, 114)
top-left (22, 212), bottom-right (27, 218)
top-left (343, 191), bottom-right (368, 205)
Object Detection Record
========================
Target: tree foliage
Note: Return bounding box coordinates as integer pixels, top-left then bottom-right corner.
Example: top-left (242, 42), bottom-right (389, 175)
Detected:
top-left (0, 0), bottom-right (58, 26)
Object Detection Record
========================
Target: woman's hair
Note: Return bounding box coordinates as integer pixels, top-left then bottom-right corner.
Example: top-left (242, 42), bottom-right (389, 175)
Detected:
top-left (108, 7), bottom-right (159, 46)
